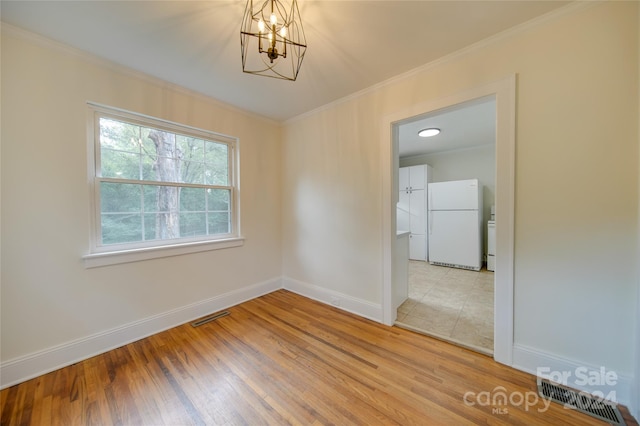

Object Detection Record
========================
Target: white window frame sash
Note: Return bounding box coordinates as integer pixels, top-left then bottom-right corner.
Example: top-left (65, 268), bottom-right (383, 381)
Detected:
top-left (84, 103), bottom-right (242, 267)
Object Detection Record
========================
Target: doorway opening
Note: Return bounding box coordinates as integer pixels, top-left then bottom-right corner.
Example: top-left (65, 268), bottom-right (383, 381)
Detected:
top-left (394, 96), bottom-right (496, 355)
top-left (381, 76), bottom-right (516, 365)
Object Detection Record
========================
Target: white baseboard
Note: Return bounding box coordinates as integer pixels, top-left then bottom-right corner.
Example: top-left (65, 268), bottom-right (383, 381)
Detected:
top-left (282, 276), bottom-right (383, 322)
top-left (0, 277), bottom-right (282, 389)
top-left (512, 344), bottom-right (633, 408)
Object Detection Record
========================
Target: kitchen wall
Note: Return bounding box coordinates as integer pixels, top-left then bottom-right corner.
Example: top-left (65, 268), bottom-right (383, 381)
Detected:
top-left (400, 144), bottom-right (496, 255)
top-left (1, 27), bottom-right (282, 380)
top-left (282, 0), bottom-right (638, 408)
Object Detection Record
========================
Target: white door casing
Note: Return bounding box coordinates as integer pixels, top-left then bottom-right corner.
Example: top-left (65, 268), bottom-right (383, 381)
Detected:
top-left (381, 75), bottom-right (516, 366)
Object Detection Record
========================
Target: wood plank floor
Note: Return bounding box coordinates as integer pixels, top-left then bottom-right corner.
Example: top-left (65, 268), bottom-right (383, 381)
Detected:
top-left (1, 290), bottom-right (636, 425)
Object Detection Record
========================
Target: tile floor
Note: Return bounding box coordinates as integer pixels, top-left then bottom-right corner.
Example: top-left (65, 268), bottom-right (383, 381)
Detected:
top-left (396, 261), bottom-right (494, 355)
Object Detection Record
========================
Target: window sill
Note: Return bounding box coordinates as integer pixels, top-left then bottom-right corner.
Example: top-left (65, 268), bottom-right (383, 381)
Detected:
top-left (83, 237), bottom-right (245, 268)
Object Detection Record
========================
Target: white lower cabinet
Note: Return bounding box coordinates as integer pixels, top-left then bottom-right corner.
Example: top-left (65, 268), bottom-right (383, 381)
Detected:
top-left (409, 233), bottom-right (426, 261)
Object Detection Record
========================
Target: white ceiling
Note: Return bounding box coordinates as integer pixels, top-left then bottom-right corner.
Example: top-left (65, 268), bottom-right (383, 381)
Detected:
top-left (398, 96), bottom-right (496, 158)
top-left (1, 1), bottom-right (569, 122)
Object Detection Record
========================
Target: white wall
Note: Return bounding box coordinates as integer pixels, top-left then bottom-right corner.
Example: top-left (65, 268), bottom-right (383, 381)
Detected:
top-left (400, 145), bottom-right (496, 255)
top-left (1, 27), bottom-right (282, 381)
top-left (282, 0), bottom-right (638, 406)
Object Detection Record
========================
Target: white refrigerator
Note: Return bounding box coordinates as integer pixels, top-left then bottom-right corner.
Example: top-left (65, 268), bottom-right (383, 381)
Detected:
top-left (428, 179), bottom-right (483, 271)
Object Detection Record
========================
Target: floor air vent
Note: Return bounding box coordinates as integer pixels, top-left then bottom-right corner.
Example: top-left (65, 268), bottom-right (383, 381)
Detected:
top-left (537, 379), bottom-right (625, 425)
top-left (191, 311), bottom-right (230, 327)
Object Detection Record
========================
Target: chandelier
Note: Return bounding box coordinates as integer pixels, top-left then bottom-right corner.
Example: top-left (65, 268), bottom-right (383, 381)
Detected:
top-left (240, 0), bottom-right (307, 81)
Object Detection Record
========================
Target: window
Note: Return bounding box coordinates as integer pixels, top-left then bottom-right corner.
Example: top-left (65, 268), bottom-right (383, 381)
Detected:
top-left (85, 104), bottom-right (241, 266)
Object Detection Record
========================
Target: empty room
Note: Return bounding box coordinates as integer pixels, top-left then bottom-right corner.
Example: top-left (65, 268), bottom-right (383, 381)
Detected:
top-left (1, 1), bottom-right (639, 424)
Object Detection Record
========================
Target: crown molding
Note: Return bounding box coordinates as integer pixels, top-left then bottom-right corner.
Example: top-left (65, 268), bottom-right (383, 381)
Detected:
top-left (285, 0), bottom-right (602, 125)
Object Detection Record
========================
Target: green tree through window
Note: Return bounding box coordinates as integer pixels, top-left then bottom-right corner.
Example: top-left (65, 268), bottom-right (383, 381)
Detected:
top-left (94, 112), bottom-right (235, 249)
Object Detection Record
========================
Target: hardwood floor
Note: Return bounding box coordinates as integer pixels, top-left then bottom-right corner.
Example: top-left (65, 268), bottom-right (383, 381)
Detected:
top-left (1, 290), bottom-right (636, 425)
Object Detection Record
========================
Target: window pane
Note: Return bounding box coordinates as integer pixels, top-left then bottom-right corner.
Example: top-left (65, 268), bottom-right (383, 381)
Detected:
top-left (141, 151), bottom-right (156, 182)
top-left (181, 187), bottom-right (206, 212)
top-left (143, 213), bottom-right (159, 241)
top-left (141, 185), bottom-right (180, 240)
top-left (155, 186), bottom-right (179, 213)
top-left (147, 128), bottom-right (178, 158)
top-left (140, 126), bottom-right (157, 144)
top-left (142, 185), bottom-right (158, 213)
top-left (99, 118), bottom-right (141, 153)
top-left (207, 189), bottom-right (230, 211)
top-left (205, 141), bottom-right (228, 186)
top-left (208, 212), bottom-right (230, 235)
top-left (154, 156), bottom-right (181, 183)
top-left (141, 132), bottom-right (158, 160)
top-left (102, 213), bottom-right (142, 245)
top-left (181, 160), bottom-right (205, 185)
top-left (100, 183), bottom-right (142, 245)
top-left (177, 136), bottom-right (204, 162)
top-left (101, 149), bottom-right (141, 180)
top-left (180, 212), bottom-right (206, 237)
top-left (100, 182), bottom-right (141, 213)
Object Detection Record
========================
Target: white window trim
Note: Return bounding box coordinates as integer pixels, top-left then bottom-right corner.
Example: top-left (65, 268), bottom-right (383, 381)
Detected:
top-left (84, 102), bottom-right (243, 268)
top-left (83, 237), bottom-right (245, 268)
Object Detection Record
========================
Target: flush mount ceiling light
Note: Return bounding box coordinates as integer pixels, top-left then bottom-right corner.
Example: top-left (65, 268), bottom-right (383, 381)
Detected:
top-left (240, 0), bottom-right (307, 81)
top-left (418, 128), bottom-right (441, 138)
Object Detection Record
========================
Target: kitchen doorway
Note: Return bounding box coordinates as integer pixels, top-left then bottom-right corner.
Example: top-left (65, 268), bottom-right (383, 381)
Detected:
top-left (395, 96), bottom-right (496, 355)
top-left (380, 76), bottom-right (516, 365)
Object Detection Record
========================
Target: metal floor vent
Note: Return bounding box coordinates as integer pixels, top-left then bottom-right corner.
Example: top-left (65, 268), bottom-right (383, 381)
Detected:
top-left (191, 311), bottom-right (230, 327)
top-left (538, 379), bottom-right (625, 425)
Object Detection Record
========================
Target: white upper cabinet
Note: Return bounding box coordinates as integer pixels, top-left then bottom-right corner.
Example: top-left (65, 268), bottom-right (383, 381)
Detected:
top-left (408, 165), bottom-right (426, 190)
top-left (399, 167), bottom-right (410, 192)
top-left (398, 165), bottom-right (426, 191)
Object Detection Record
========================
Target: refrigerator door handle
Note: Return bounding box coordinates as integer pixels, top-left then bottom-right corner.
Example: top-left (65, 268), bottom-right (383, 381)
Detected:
top-left (429, 211), bottom-right (433, 235)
